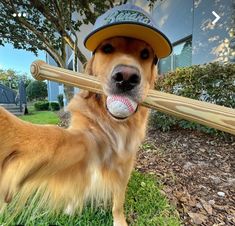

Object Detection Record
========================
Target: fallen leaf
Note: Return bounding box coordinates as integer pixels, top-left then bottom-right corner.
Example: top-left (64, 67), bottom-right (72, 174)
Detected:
top-left (200, 199), bottom-right (213, 215)
top-left (213, 204), bottom-right (228, 211)
top-left (188, 212), bottom-right (207, 225)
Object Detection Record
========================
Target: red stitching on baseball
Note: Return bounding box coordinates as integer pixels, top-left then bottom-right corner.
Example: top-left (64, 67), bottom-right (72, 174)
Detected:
top-left (107, 95), bottom-right (135, 113)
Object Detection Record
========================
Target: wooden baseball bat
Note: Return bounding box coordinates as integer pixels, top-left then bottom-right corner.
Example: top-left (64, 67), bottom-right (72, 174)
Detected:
top-left (31, 60), bottom-right (235, 135)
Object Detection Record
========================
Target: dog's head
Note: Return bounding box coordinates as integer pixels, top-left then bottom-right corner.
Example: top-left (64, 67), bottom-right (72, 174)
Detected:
top-left (86, 37), bottom-right (157, 120)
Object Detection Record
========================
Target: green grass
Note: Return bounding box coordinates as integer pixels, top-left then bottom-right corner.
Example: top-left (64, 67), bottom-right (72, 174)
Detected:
top-left (0, 109), bottom-right (181, 226)
top-left (19, 107), bottom-right (60, 125)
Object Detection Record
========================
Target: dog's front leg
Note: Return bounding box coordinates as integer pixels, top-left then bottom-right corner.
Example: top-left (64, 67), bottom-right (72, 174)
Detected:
top-left (0, 107), bottom-right (88, 203)
top-left (112, 161), bottom-right (134, 226)
top-left (113, 187), bottom-right (128, 226)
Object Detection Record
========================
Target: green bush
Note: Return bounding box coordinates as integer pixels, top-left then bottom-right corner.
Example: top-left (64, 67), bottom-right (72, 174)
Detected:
top-left (150, 111), bottom-right (177, 132)
top-left (34, 101), bottom-right (49, 111)
top-left (50, 102), bottom-right (60, 111)
top-left (57, 94), bottom-right (64, 107)
top-left (151, 62), bottom-right (235, 139)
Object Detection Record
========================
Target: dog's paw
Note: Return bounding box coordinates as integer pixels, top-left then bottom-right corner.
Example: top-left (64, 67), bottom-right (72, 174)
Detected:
top-left (113, 213), bottom-right (128, 226)
top-left (64, 203), bottom-right (75, 216)
top-left (113, 220), bottom-right (128, 226)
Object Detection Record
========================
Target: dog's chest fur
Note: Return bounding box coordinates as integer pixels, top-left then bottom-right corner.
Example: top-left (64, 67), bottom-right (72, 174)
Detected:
top-left (85, 118), bottom-right (141, 197)
top-left (67, 93), bottom-right (148, 204)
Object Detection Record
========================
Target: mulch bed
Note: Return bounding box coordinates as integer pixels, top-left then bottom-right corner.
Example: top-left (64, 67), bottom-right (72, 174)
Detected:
top-left (57, 110), bottom-right (235, 225)
top-left (137, 127), bottom-right (235, 226)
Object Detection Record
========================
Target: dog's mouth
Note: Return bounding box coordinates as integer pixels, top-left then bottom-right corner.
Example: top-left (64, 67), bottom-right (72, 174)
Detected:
top-left (105, 95), bottom-right (139, 121)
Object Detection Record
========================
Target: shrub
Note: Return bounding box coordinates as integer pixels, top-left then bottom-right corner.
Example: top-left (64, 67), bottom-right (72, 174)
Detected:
top-left (50, 102), bottom-right (60, 111)
top-left (34, 101), bottom-right (49, 111)
top-left (57, 94), bottom-right (64, 107)
top-left (150, 111), bottom-right (177, 132)
top-left (151, 62), bottom-right (235, 139)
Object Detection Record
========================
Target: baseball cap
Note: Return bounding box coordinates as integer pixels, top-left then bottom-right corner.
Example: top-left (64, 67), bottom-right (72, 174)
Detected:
top-left (84, 4), bottom-right (172, 59)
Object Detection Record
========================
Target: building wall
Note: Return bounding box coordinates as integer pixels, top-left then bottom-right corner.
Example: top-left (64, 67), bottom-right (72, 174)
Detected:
top-left (46, 53), bottom-right (61, 102)
top-left (47, 81), bottom-right (59, 102)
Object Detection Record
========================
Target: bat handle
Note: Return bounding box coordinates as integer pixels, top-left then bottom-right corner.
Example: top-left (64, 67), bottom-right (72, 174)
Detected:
top-left (30, 60), bottom-right (46, 81)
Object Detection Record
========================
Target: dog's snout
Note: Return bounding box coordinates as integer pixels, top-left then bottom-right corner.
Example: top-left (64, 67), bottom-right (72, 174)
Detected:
top-left (111, 65), bottom-right (141, 91)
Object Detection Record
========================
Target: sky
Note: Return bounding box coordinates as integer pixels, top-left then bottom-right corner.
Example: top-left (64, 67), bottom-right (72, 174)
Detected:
top-left (0, 43), bottom-right (46, 76)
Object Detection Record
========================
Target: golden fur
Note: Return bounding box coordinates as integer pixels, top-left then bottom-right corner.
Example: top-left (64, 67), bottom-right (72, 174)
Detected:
top-left (0, 37), bottom-right (156, 225)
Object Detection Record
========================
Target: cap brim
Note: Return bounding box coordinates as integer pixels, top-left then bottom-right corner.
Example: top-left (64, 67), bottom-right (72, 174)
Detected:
top-left (84, 22), bottom-right (172, 59)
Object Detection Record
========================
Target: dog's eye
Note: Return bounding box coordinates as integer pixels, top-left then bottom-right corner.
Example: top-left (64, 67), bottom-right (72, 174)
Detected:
top-left (140, 48), bottom-right (149, 60)
top-left (102, 44), bottom-right (114, 54)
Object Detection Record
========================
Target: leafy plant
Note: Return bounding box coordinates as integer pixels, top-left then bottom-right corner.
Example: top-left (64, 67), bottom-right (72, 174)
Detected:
top-left (150, 111), bottom-right (177, 132)
top-left (50, 102), bottom-right (60, 111)
top-left (34, 101), bottom-right (49, 111)
top-left (0, 68), bottom-right (32, 90)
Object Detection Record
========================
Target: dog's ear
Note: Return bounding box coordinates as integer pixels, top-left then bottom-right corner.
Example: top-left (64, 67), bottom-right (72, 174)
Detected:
top-left (150, 64), bottom-right (157, 89)
top-left (80, 56), bottom-right (95, 99)
top-left (84, 56), bottom-right (94, 75)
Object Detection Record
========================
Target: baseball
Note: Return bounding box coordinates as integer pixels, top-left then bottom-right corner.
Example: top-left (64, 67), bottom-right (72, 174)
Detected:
top-left (106, 95), bottom-right (138, 119)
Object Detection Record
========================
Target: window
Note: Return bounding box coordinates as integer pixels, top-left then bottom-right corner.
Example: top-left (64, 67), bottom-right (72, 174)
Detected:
top-left (159, 37), bottom-right (192, 74)
top-left (67, 60), bottom-right (73, 71)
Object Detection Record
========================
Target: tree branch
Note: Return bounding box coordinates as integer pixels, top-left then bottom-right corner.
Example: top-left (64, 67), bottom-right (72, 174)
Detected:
top-left (53, 0), bottom-right (62, 20)
top-left (29, 0), bottom-right (87, 63)
top-left (30, 0), bottom-right (63, 32)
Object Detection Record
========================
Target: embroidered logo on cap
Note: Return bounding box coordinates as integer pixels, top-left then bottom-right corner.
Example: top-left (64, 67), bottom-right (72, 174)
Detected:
top-left (103, 10), bottom-right (153, 26)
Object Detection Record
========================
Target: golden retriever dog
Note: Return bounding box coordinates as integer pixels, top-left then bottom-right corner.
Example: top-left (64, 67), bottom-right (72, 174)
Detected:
top-left (0, 37), bottom-right (157, 225)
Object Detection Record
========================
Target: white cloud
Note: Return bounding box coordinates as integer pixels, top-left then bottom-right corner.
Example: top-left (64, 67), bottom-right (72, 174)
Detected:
top-left (159, 14), bottom-right (169, 28)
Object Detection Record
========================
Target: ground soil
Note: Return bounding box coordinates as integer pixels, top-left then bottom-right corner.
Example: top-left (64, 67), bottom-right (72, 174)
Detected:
top-left (137, 127), bottom-right (235, 226)
top-left (58, 110), bottom-right (235, 225)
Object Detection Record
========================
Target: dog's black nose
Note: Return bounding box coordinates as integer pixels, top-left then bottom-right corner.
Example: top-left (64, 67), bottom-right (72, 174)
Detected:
top-left (111, 65), bottom-right (141, 91)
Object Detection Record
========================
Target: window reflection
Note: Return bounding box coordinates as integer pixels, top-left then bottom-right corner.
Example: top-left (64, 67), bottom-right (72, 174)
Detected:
top-left (159, 38), bottom-right (192, 74)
